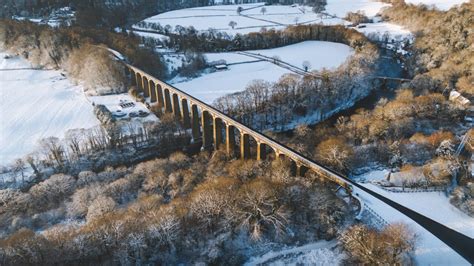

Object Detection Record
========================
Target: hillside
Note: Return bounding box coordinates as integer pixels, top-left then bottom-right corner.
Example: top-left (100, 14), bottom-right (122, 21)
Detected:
top-left (0, 0), bottom-right (473, 265)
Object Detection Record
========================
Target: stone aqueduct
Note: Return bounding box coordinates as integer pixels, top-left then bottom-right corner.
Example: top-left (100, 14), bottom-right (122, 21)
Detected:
top-left (126, 65), bottom-right (474, 263)
top-left (127, 64), bottom-right (350, 189)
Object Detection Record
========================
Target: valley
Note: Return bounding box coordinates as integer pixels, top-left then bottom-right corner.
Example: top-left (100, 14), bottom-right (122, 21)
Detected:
top-left (0, 0), bottom-right (472, 265)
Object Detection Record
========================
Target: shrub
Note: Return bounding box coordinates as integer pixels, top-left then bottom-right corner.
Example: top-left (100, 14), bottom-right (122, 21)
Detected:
top-left (29, 174), bottom-right (76, 211)
top-left (86, 196), bottom-right (116, 221)
top-left (340, 223), bottom-right (416, 265)
top-left (65, 44), bottom-right (127, 95)
top-left (451, 183), bottom-right (474, 216)
top-left (345, 11), bottom-right (370, 25)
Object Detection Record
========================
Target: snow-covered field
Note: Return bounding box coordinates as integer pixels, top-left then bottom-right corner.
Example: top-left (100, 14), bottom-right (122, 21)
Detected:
top-left (129, 30), bottom-right (170, 43)
top-left (135, 0), bottom-right (393, 35)
top-left (171, 41), bottom-right (353, 104)
top-left (172, 61), bottom-right (288, 104)
top-left (0, 53), bottom-right (99, 165)
top-left (354, 170), bottom-right (474, 265)
top-left (136, 3), bottom-right (275, 35)
top-left (356, 22), bottom-right (412, 41)
top-left (138, 0), bottom-right (456, 38)
top-left (137, 0), bottom-right (412, 58)
top-left (325, 0), bottom-right (390, 18)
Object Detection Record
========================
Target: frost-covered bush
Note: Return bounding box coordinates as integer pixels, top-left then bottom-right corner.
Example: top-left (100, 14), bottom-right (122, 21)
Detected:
top-left (77, 171), bottom-right (99, 188)
top-left (67, 185), bottom-right (105, 219)
top-left (86, 195), bottom-right (116, 222)
top-left (104, 174), bottom-right (144, 204)
top-left (31, 207), bottom-right (66, 229)
top-left (0, 189), bottom-right (22, 209)
top-left (65, 45), bottom-right (127, 95)
top-left (345, 11), bottom-right (370, 25)
top-left (340, 223), bottom-right (416, 265)
top-left (29, 174), bottom-right (76, 211)
top-left (451, 183), bottom-right (474, 217)
top-left (389, 165), bottom-right (427, 187)
top-left (128, 86), bottom-right (145, 103)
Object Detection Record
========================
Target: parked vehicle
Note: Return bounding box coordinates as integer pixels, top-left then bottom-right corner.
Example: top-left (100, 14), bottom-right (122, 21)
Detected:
top-left (138, 110), bottom-right (149, 117)
top-left (113, 110), bottom-right (127, 118)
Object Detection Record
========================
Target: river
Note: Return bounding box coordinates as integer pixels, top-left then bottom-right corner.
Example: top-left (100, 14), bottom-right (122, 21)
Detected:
top-left (327, 47), bottom-right (409, 123)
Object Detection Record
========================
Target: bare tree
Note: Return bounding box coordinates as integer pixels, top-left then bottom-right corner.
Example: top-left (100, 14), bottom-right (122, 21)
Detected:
top-left (294, 17), bottom-right (299, 25)
top-left (26, 154), bottom-right (41, 178)
top-left (65, 128), bottom-right (87, 159)
top-left (29, 174), bottom-right (76, 210)
top-left (345, 11), bottom-right (370, 26)
top-left (228, 21), bottom-right (237, 30)
top-left (312, 0), bottom-right (327, 13)
top-left (235, 179), bottom-right (288, 240)
top-left (340, 223), bottom-right (417, 265)
top-left (86, 195), bottom-right (116, 221)
top-left (39, 137), bottom-right (66, 167)
top-left (12, 159), bottom-right (26, 183)
top-left (302, 60), bottom-right (311, 71)
top-left (189, 178), bottom-right (236, 230)
top-left (236, 6), bottom-right (243, 14)
top-left (146, 206), bottom-right (181, 247)
top-left (260, 7), bottom-right (267, 15)
top-left (315, 137), bottom-right (353, 172)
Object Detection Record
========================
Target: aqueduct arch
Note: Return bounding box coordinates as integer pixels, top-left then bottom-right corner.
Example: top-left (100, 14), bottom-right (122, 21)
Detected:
top-left (149, 80), bottom-right (157, 102)
top-left (136, 72), bottom-right (143, 91)
top-left (142, 76), bottom-right (149, 97)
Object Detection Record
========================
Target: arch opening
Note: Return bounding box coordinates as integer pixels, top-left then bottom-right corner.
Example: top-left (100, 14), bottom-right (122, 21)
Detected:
top-left (136, 73), bottom-right (143, 92)
top-left (149, 80), bottom-right (157, 103)
top-left (142, 76), bottom-right (150, 98)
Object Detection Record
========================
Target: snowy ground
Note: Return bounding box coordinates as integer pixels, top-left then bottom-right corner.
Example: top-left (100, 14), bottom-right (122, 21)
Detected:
top-left (325, 0), bottom-right (390, 18)
top-left (353, 169), bottom-right (390, 183)
top-left (172, 61), bottom-right (288, 104)
top-left (129, 30), bottom-right (170, 42)
top-left (12, 7), bottom-right (75, 27)
top-left (244, 240), bottom-right (345, 266)
top-left (0, 53), bottom-right (99, 165)
top-left (355, 22), bottom-right (412, 42)
top-left (171, 41), bottom-right (353, 104)
top-left (354, 170), bottom-right (473, 265)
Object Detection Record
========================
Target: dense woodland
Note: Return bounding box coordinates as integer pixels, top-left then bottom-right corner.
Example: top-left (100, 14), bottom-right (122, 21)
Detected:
top-left (0, 146), bottom-right (417, 265)
top-left (383, 0), bottom-right (473, 100)
top-left (0, 20), bottom-right (166, 94)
